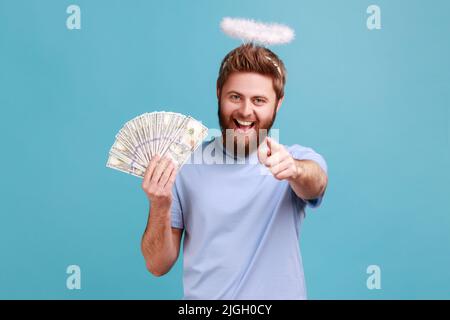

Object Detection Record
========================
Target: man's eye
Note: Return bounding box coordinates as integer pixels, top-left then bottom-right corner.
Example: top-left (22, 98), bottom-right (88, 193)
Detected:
top-left (254, 98), bottom-right (266, 105)
top-left (230, 95), bottom-right (240, 101)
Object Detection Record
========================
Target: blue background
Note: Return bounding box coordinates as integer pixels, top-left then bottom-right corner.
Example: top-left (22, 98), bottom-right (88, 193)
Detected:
top-left (0, 0), bottom-right (449, 299)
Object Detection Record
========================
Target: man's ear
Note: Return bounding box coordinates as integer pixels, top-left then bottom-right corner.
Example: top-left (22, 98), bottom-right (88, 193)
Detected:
top-left (216, 87), bottom-right (220, 100)
top-left (275, 96), bottom-right (284, 113)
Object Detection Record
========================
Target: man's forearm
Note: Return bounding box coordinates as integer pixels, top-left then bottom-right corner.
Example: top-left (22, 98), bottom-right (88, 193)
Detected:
top-left (288, 160), bottom-right (328, 201)
top-left (141, 204), bottom-right (178, 276)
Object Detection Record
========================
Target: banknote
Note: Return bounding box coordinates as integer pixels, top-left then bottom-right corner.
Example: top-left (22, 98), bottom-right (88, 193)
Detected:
top-left (106, 111), bottom-right (208, 178)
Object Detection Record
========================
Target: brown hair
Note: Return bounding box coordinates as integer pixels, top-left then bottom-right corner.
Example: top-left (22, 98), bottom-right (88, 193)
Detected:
top-left (216, 43), bottom-right (287, 102)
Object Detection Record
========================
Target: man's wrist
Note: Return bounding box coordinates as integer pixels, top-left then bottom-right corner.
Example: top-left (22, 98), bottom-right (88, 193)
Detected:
top-left (150, 200), bottom-right (172, 214)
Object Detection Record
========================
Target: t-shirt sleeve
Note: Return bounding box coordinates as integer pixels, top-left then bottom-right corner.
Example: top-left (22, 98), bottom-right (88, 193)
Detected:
top-left (170, 180), bottom-right (184, 229)
top-left (287, 144), bottom-right (328, 208)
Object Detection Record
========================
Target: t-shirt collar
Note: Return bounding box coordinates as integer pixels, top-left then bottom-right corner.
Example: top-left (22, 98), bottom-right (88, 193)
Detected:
top-left (213, 134), bottom-right (259, 164)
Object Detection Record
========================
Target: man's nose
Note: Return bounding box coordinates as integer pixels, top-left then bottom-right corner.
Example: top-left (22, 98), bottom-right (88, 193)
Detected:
top-left (237, 99), bottom-right (253, 118)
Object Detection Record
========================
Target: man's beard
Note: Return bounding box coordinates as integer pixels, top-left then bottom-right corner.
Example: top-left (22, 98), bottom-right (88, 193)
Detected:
top-left (218, 100), bottom-right (278, 158)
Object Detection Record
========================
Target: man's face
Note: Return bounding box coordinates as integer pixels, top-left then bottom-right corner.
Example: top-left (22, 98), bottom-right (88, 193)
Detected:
top-left (218, 72), bottom-right (283, 157)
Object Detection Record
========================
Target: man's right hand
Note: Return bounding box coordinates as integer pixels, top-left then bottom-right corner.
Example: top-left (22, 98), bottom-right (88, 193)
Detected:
top-left (141, 155), bottom-right (177, 210)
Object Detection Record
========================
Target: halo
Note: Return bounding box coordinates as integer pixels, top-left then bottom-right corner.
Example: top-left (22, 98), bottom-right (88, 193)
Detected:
top-left (220, 17), bottom-right (295, 46)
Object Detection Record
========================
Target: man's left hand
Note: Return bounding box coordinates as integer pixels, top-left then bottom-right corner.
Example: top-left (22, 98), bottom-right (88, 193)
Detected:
top-left (257, 137), bottom-right (302, 181)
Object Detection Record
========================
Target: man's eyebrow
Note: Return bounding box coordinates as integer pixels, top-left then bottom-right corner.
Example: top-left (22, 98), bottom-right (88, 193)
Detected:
top-left (254, 95), bottom-right (269, 100)
top-left (225, 90), bottom-right (269, 99)
top-left (226, 90), bottom-right (244, 96)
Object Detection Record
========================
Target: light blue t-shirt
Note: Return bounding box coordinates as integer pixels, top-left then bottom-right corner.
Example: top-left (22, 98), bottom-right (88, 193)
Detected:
top-left (170, 135), bottom-right (327, 299)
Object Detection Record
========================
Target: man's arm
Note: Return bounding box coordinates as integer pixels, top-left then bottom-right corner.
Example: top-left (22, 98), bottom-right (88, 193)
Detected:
top-left (140, 155), bottom-right (183, 277)
top-left (141, 206), bottom-right (183, 277)
top-left (288, 159), bottom-right (328, 201)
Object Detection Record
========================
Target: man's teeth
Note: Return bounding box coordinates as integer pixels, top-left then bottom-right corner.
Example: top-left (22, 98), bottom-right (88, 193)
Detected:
top-left (235, 119), bottom-right (254, 126)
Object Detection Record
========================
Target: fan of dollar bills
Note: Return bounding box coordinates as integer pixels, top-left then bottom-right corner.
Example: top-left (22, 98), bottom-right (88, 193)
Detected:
top-left (106, 111), bottom-right (208, 178)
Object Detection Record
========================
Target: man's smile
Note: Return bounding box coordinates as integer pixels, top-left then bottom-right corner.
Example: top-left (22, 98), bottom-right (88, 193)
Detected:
top-left (232, 118), bottom-right (256, 133)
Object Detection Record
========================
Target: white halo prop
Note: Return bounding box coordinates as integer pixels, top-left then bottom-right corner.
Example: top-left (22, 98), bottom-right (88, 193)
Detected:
top-left (220, 17), bottom-right (295, 46)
